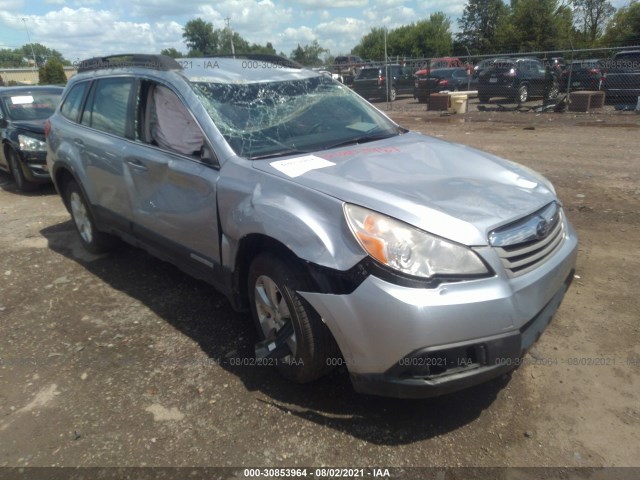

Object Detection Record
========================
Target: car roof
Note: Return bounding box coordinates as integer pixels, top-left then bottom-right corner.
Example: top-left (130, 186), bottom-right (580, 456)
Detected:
top-left (73, 54), bottom-right (322, 85)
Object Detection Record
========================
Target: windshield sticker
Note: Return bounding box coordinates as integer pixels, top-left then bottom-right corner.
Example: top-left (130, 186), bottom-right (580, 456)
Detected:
top-left (10, 95), bottom-right (34, 105)
top-left (271, 155), bottom-right (336, 178)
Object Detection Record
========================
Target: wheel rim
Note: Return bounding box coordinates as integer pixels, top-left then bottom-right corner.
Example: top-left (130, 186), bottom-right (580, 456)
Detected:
top-left (70, 191), bottom-right (93, 244)
top-left (519, 86), bottom-right (528, 103)
top-left (254, 275), bottom-right (297, 359)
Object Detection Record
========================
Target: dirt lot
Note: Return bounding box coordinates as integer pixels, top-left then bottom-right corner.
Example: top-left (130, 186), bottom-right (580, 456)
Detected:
top-left (1, 98), bottom-right (639, 472)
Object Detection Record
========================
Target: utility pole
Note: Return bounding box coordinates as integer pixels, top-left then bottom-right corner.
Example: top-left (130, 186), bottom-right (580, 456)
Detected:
top-left (225, 16), bottom-right (235, 57)
top-left (22, 18), bottom-right (38, 70)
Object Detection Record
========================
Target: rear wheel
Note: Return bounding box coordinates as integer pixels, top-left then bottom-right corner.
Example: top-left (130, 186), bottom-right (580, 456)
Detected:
top-left (65, 180), bottom-right (117, 254)
top-left (546, 81), bottom-right (559, 101)
top-left (7, 149), bottom-right (36, 192)
top-left (248, 253), bottom-right (339, 383)
top-left (478, 95), bottom-right (490, 103)
top-left (388, 86), bottom-right (397, 101)
top-left (517, 84), bottom-right (529, 104)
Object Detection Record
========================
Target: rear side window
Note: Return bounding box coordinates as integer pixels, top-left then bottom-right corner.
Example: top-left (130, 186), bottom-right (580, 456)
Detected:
top-left (357, 68), bottom-right (381, 79)
top-left (60, 82), bottom-right (88, 122)
top-left (81, 78), bottom-right (134, 138)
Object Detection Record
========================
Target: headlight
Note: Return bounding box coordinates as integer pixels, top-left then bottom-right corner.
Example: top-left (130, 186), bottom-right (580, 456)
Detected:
top-left (18, 135), bottom-right (46, 152)
top-left (344, 204), bottom-right (489, 279)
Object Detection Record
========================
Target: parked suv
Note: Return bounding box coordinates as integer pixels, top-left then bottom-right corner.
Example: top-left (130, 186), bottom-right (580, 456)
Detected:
top-left (0, 86), bottom-right (63, 190)
top-left (47, 54), bottom-right (577, 399)
top-left (478, 58), bottom-right (559, 104)
top-left (602, 50), bottom-right (640, 102)
top-left (333, 55), bottom-right (364, 85)
top-left (352, 64), bottom-right (415, 101)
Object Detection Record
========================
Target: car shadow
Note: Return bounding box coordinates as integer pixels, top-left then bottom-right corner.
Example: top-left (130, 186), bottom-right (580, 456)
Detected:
top-left (40, 220), bottom-right (511, 446)
top-left (0, 171), bottom-right (57, 196)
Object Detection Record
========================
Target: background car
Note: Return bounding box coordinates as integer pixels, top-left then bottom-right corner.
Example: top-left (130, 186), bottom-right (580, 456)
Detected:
top-left (477, 58), bottom-right (559, 104)
top-left (414, 68), bottom-right (473, 103)
top-left (0, 86), bottom-right (63, 191)
top-left (602, 50), bottom-right (640, 102)
top-left (414, 57), bottom-right (465, 77)
top-left (352, 64), bottom-right (415, 101)
top-left (559, 59), bottom-right (603, 92)
top-left (333, 55), bottom-right (365, 85)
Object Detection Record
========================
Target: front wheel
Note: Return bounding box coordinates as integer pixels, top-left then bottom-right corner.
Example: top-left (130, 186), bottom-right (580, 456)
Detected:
top-left (7, 149), bottom-right (36, 192)
top-left (478, 95), bottom-right (490, 103)
top-left (65, 180), bottom-right (117, 254)
top-left (388, 86), bottom-right (397, 101)
top-left (248, 253), bottom-right (339, 383)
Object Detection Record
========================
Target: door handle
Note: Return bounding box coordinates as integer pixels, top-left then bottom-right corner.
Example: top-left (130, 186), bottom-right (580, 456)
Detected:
top-left (126, 158), bottom-right (148, 171)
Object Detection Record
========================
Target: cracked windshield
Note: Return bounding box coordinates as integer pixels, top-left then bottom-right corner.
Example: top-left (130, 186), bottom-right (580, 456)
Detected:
top-left (192, 75), bottom-right (401, 159)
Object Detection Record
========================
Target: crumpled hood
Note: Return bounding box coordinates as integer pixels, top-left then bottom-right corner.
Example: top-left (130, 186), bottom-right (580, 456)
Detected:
top-left (9, 119), bottom-right (45, 136)
top-left (253, 131), bottom-right (557, 246)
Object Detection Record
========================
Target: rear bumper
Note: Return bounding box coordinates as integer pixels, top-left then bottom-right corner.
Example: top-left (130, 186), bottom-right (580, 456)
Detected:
top-left (478, 83), bottom-right (517, 99)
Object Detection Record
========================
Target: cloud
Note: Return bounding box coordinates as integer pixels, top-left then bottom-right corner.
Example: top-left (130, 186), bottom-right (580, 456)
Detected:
top-left (289, 0), bottom-right (368, 7)
top-left (44, 0), bottom-right (66, 5)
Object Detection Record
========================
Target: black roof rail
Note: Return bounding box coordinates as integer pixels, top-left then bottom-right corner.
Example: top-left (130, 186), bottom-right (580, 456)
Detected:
top-left (76, 54), bottom-right (182, 73)
top-left (212, 54), bottom-right (303, 69)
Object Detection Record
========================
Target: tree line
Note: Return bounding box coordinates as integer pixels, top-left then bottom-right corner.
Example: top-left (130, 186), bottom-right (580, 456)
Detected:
top-left (1, 0), bottom-right (638, 75)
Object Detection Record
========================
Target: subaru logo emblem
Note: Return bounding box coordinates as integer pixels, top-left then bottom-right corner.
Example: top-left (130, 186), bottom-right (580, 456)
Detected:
top-left (536, 219), bottom-right (549, 239)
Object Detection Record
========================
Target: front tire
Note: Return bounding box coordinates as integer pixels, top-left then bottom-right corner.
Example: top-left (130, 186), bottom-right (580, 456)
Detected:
top-left (65, 180), bottom-right (117, 254)
top-left (7, 149), bottom-right (36, 192)
top-left (388, 86), bottom-right (397, 101)
top-left (478, 95), bottom-right (490, 103)
top-left (248, 253), bottom-right (338, 383)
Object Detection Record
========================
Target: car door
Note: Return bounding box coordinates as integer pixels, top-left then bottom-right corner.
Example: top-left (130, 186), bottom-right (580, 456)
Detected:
top-left (77, 77), bottom-right (136, 229)
top-left (396, 67), bottom-right (414, 93)
top-left (124, 80), bottom-right (222, 274)
top-left (529, 60), bottom-right (548, 96)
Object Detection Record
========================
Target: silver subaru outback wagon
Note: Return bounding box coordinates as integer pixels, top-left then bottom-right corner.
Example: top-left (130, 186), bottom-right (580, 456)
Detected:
top-left (46, 54), bottom-right (577, 398)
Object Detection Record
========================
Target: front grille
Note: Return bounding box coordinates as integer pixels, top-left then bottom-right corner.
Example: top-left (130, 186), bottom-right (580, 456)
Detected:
top-left (490, 202), bottom-right (566, 278)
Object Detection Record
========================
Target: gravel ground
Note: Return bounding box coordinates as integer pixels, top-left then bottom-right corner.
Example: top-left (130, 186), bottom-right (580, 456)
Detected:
top-left (0, 98), bottom-right (639, 474)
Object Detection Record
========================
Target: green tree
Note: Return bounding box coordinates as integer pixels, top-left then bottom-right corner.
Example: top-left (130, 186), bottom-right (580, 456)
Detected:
top-left (456, 0), bottom-right (510, 53)
top-left (509, 0), bottom-right (574, 51)
top-left (183, 18), bottom-right (219, 56)
top-left (0, 48), bottom-right (24, 67)
top-left (290, 40), bottom-right (327, 66)
top-left (574, 0), bottom-right (616, 44)
top-left (600, 0), bottom-right (640, 46)
top-left (353, 13), bottom-right (453, 60)
top-left (20, 43), bottom-right (69, 66)
top-left (351, 27), bottom-right (386, 60)
top-left (38, 59), bottom-right (67, 85)
top-left (160, 48), bottom-right (184, 58)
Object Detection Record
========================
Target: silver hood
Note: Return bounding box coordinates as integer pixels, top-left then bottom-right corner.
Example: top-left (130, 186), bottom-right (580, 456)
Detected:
top-left (253, 131), bottom-right (557, 246)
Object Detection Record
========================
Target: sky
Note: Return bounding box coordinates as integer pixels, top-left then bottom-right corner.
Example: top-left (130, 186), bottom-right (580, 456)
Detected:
top-left (0, 0), bottom-right (633, 63)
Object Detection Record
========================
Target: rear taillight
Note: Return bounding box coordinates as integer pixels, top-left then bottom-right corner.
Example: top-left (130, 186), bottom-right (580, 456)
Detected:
top-left (378, 76), bottom-right (385, 86)
top-left (588, 68), bottom-right (601, 74)
top-left (438, 79), bottom-right (449, 86)
top-left (44, 119), bottom-right (51, 138)
top-left (505, 68), bottom-right (516, 77)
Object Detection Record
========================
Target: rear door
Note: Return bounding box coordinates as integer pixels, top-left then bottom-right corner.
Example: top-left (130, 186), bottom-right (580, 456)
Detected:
top-left (77, 77), bottom-right (136, 229)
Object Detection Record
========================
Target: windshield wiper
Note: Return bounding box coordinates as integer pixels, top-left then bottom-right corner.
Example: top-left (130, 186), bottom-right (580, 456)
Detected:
top-left (250, 148), bottom-right (311, 160)
top-left (322, 129), bottom-right (404, 151)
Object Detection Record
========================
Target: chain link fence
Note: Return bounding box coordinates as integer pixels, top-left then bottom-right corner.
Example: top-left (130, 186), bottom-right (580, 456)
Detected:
top-left (327, 46), bottom-right (640, 114)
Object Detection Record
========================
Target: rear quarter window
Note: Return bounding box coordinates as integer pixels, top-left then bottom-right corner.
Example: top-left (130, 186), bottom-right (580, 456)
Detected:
top-left (81, 78), bottom-right (134, 138)
top-left (60, 82), bottom-right (89, 122)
